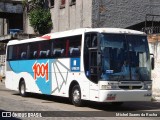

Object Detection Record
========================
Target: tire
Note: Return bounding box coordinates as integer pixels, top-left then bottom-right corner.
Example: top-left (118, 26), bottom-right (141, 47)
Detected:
top-left (71, 85), bottom-right (82, 107)
top-left (19, 81), bottom-right (27, 97)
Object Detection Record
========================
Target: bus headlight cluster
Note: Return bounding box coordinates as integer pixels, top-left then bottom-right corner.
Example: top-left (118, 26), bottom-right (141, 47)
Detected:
top-left (144, 84), bottom-right (152, 90)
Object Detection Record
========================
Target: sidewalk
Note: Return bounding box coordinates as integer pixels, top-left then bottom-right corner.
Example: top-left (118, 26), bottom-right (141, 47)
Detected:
top-left (152, 92), bottom-right (160, 102)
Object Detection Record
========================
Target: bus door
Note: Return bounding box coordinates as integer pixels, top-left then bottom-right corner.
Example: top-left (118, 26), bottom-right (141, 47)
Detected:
top-left (84, 32), bottom-right (101, 101)
top-left (89, 48), bottom-right (100, 83)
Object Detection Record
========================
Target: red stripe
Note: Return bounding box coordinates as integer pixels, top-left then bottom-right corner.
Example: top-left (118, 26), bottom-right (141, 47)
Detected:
top-left (41, 35), bottom-right (51, 40)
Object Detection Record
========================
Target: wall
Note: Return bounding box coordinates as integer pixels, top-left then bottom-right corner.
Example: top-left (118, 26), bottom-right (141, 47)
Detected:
top-left (23, 11), bottom-right (35, 34)
top-left (148, 34), bottom-right (160, 97)
top-left (0, 19), bottom-right (9, 36)
top-left (50, 0), bottom-right (92, 32)
top-left (92, 0), bottom-right (160, 28)
top-left (0, 1), bottom-right (23, 35)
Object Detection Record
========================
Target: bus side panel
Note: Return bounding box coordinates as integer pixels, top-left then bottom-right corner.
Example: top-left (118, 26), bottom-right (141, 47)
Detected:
top-left (5, 61), bottom-right (19, 91)
top-left (6, 58), bottom-right (91, 100)
top-left (51, 59), bottom-right (70, 97)
top-left (6, 60), bottom-right (53, 95)
top-left (5, 61), bottom-right (14, 90)
top-left (50, 58), bottom-right (90, 100)
top-left (5, 60), bottom-right (39, 93)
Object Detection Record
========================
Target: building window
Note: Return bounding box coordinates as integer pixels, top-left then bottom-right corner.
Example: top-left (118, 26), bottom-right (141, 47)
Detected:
top-left (60, 0), bottom-right (65, 9)
top-left (61, 0), bottom-right (66, 5)
top-left (50, 0), bottom-right (54, 7)
top-left (70, 0), bottom-right (76, 6)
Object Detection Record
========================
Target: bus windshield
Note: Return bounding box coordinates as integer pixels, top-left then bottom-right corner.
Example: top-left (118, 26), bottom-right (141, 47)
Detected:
top-left (101, 33), bottom-right (151, 81)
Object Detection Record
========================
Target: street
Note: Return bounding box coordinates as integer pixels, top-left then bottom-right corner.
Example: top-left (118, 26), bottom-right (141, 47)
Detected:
top-left (0, 81), bottom-right (160, 120)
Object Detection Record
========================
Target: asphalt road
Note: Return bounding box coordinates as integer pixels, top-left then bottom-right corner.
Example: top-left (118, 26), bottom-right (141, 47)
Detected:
top-left (0, 81), bottom-right (160, 120)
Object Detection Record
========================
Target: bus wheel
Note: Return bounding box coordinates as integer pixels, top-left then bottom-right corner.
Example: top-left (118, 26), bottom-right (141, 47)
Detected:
top-left (71, 85), bottom-right (82, 107)
top-left (19, 81), bottom-right (27, 97)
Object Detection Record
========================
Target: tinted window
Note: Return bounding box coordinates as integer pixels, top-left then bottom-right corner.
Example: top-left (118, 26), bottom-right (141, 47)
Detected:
top-left (51, 35), bottom-right (82, 58)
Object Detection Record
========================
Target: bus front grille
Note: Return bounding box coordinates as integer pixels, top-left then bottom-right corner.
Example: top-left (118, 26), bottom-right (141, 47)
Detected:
top-left (119, 86), bottom-right (143, 90)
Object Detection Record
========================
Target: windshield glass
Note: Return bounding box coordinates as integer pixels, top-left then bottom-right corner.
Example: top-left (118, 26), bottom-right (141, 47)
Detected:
top-left (101, 33), bottom-right (151, 81)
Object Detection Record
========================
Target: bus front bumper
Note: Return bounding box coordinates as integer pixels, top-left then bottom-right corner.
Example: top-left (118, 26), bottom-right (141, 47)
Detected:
top-left (99, 90), bottom-right (152, 102)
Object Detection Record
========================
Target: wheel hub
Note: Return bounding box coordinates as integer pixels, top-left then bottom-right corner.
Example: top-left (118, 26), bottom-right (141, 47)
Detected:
top-left (21, 84), bottom-right (25, 95)
top-left (73, 89), bottom-right (80, 103)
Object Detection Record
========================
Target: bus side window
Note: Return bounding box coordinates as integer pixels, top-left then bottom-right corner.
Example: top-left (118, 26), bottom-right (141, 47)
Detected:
top-left (21, 52), bottom-right (27, 59)
top-left (92, 35), bottom-right (97, 47)
top-left (46, 50), bottom-right (50, 57)
top-left (70, 48), bottom-right (80, 57)
top-left (33, 51), bottom-right (38, 58)
top-left (84, 33), bottom-right (97, 48)
top-left (12, 46), bottom-right (18, 60)
top-left (7, 46), bottom-right (13, 60)
top-left (39, 51), bottom-right (46, 58)
top-left (39, 41), bottom-right (51, 58)
top-left (61, 49), bottom-right (65, 57)
top-left (53, 38), bottom-right (66, 58)
top-left (53, 49), bottom-right (62, 57)
top-left (69, 35), bottom-right (81, 57)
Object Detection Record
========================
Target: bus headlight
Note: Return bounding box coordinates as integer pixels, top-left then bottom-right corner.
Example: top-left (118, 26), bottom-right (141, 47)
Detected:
top-left (144, 84), bottom-right (152, 90)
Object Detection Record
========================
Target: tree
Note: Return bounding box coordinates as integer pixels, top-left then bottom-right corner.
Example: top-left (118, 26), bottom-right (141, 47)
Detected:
top-left (29, 8), bottom-right (52, 34)
top-left (23, 0), bottom-right (52, 34)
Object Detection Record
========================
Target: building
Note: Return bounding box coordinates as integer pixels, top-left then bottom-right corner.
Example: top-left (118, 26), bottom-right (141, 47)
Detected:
top-left (22, 0), bottom-right (160, 33)
top-left (0, 0), bottom-right (23, 36)
top-left (0, 0), bottom-right (23, 77)
top-left (1, 0), bottom-right (160, 35)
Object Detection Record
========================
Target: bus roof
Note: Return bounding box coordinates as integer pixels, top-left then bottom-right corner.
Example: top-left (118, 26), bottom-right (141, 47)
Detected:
top-left (7, 28), bottom-right (146, 45)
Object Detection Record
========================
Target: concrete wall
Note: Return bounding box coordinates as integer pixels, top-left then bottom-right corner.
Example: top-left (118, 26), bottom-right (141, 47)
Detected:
top-left (23, 11), bottom-right (35, 34)
top-left (148, 35), bottom-right (160, 97)
top-left (0, 19), bottom-right (8, 36)
top-left (23, 0), bottom-right (160, 33)
top-left (50, 0), bottom-right (92, 32)
top-left (0, 1), bottom-right (23, 35)
top-left (92, 0), bottom-right (160, 28)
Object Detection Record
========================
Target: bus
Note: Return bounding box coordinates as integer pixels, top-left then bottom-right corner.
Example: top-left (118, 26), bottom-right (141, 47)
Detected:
top-left (5, 28), bottom-right (154, 106)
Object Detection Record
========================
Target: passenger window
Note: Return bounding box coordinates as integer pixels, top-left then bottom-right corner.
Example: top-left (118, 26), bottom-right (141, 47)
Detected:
top-left (39, 41), bottom-right (51, 58)
top-left (29, 43), bottom-right (39, 59)
top-left (19, 44), bottom-right (28, 59)
top-left (69, 36), bottom-right (81, 57)
top-left (52, 39), bottom-right (66, 58)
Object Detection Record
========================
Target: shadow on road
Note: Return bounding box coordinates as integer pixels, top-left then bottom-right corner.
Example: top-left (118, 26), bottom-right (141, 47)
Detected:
top-left (12, 92), bottom-right (160, 111)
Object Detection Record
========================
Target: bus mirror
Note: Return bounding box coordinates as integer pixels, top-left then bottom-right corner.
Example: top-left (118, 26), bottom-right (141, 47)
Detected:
top-left (151, 57), bottom-right (154, 70)
top-left (150, 54), bottom-right (154, 70)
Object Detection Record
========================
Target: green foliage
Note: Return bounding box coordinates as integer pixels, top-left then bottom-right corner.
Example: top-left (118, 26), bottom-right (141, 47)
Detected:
top-left (22, 0), bottom-right (28, 7)
top-left (23, 0), bottom-right (52, 34)
top-left (29, 8), bottom-right (52, 34)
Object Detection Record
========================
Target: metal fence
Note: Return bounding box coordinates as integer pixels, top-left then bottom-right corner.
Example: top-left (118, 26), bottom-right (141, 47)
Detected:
top-left (142, 26), bottom-right (160, 34)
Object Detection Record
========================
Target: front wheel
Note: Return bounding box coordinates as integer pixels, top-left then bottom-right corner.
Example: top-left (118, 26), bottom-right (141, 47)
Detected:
top-left (19, 81), bottom-right (27, 97)
top-left (71, 85), bottom-right (82, 107)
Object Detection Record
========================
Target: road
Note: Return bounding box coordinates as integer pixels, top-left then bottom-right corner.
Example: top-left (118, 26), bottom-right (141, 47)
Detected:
top-left (0, 81), bottom-right (160, 120)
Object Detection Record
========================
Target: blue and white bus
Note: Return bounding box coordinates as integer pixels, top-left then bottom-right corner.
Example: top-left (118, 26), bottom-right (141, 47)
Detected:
top-left (5, 28), bottom-right (154, 106)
